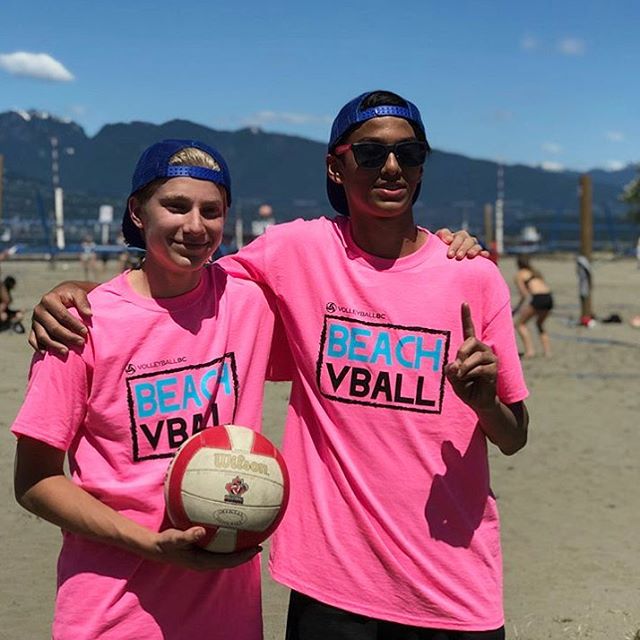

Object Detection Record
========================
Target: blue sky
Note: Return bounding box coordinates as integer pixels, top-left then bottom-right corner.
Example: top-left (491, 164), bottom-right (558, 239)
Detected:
top-left (0, 0), bottom-right (638, 172)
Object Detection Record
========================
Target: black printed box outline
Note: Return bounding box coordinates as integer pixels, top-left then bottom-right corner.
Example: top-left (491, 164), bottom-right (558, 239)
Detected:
top-left (126, 352), bottom-right (239, 462)
top-left (316, 315), bottom-right (450, 415)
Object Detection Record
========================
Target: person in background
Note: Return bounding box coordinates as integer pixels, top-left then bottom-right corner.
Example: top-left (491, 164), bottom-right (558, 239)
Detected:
top-left (514, 255), bottom-right (554, 358)
top-left (115, 231), bottom-right (137, 271)
top-left (0, 275), bottom-right (26, 334)
top-left (79, 235), bottom-right (99, 280)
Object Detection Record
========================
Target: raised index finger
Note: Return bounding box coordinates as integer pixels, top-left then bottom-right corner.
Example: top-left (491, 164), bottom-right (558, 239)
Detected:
top-left (461, 302), bottom-right (476, 339)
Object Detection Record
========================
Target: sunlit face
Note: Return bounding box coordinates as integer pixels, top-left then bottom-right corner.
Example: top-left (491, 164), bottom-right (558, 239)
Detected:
top-left (328, 116), bottom-right (423, 219)
top-left (129, 177), bottom-right (226, 275)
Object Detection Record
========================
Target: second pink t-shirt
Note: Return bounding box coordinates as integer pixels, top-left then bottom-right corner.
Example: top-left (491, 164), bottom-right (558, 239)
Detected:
top-left (221, 216), bottom-right (528, 631)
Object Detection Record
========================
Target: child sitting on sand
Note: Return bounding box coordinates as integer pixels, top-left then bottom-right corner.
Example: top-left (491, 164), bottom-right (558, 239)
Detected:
top-left (0, 276), bottom-right (25, 334)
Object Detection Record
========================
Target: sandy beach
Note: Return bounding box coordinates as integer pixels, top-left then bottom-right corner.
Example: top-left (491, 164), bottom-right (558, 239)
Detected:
top-left (1, 254), bottom-right (639, 639)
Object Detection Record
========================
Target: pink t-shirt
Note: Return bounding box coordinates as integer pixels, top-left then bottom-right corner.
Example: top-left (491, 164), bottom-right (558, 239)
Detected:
top-left (221, 216), bottom-right (528, 631)
top-left (12, 265), bottom-right (284, 640)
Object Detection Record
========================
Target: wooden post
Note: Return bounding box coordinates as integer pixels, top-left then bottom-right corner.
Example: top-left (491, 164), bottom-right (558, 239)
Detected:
top-left (579, 174), bottom-right (593, 320)
top-left (483, 203), bottom-right (494, 246)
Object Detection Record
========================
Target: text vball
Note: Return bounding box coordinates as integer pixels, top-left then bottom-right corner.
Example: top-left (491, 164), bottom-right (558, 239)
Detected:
top-left (318, 318), bottom-right (450, 413)
top-left (127, 358), bottom-right (238, 460)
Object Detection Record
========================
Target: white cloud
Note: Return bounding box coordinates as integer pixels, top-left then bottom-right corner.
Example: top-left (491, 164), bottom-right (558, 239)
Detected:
top-left (542, 142), bottom-right (563, 155)
top-left (557, 38), bottom-right (586, 56)
top-left (245, 111), bottom-right (331, 127)
top-left (0, 51), bottom-right (74, 82)
top-left (541, 161), bottom-right (564, 172)
top-left (522, 35), bottom-right (587, 57)
top-left (605, 130), bottom-right (624, 142)
top-left (605, 160), bottom-right (626, 171)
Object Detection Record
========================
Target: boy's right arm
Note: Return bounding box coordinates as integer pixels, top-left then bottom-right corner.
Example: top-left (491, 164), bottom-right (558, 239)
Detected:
top-left (14, 436), bottom-right (259, 570)
top-left (29, 281), bottom-right (98, 354)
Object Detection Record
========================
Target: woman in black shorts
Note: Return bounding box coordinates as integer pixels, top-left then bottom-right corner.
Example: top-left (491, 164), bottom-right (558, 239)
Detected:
top-left (514, 256), bottom-right (553, 358)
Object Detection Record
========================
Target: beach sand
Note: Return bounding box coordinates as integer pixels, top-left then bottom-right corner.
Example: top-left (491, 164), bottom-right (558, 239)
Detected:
top-left (1, 255), bottom-right (639, 639)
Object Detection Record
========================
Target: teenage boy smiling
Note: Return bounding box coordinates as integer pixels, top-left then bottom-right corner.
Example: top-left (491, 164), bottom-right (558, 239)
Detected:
top-left (12, 140), bottom-right (285, 640)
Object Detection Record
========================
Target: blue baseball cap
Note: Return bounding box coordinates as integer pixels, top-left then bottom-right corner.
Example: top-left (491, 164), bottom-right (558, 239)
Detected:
top-left (327, 91), bottom-right (428, 216)
top-left (122, 139), bottom-right (232, 248)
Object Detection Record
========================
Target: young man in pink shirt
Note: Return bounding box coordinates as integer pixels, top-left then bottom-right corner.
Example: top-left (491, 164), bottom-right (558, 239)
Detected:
top-left (29, 91), bottom-right (526, 639)
top-left (12, 140), bottom-right (288, 639)
top-left (220, 91), bottom-right (529, 639)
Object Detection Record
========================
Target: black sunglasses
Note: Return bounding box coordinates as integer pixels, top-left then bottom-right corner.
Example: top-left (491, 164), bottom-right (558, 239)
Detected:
top-left (334, 140), bottom-right (429, 168)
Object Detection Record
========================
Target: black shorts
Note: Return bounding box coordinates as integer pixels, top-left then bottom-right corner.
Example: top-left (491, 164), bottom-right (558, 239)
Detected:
top-left (0, 309), bottom-right (19, 332)
top-left (285, 591), bottom-right (506, 640)
top-left (530, 293), bottom-right (553, 311)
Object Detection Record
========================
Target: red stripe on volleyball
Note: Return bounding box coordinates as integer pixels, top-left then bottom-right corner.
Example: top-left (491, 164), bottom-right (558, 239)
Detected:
top-left (166, 427), bottom-right (231, 528)
top-left (249, 430), bottom-right (275, 456)
top-left (275, 447), bottom-right (290, 518)
top-left (200, 425), bottom-right (233, 449)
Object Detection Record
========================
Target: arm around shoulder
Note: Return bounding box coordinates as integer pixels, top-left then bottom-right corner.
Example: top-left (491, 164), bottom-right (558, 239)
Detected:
top-left (30, 280), bottom-right (99, 354)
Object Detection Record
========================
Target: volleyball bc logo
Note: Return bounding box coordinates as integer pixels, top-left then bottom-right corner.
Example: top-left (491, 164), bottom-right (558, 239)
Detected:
top-left (317, 315), bottom-right (450, 414)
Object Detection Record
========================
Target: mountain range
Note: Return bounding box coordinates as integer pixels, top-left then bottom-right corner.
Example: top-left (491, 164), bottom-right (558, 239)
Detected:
top-left (0, 110), bottom-right (636, 235)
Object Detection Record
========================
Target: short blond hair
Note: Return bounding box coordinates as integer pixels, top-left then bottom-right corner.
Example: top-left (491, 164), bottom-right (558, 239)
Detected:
top-left (169, 147), bottom-right (221, 171)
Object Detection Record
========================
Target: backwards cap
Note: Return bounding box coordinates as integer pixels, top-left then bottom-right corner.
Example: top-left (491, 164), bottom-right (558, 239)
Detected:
top-left (122, 139), bottom-right (232, 248)
top-left (327, 91), bottom-right (427, 216)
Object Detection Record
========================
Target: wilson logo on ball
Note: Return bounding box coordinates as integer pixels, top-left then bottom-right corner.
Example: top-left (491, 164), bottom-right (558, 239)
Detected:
top-left (214, 453), bottom-right (270, 476)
